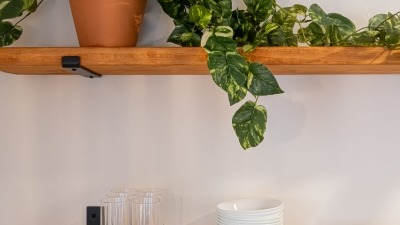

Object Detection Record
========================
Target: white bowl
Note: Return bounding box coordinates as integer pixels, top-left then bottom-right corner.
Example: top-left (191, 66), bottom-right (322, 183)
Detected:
top-left (217, 211), bottom-right (283, 221)
top-left (217, 198), bottom-right (283, 215)
top-left (217, 220), bottom-right (283, 225)
top-left (217, 216), bottom-right (283, 225)
top-left (217, 207), bottom-right (283, 217)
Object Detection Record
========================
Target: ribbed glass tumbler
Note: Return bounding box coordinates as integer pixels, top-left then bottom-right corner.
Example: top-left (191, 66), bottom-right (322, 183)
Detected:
top-left (132, 197), bottom-right (160, 225)
top-left (101, 197), bottom-right (131, 225)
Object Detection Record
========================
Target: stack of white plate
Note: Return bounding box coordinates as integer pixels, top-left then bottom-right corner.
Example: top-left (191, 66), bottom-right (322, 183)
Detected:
top-left (216, 198), bottom-right (284, 225)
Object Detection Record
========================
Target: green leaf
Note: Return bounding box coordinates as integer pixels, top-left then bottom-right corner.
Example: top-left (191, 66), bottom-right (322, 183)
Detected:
top-left (247, 62), bottom-right (284, 96)
top-left (369, 14), bottom-right (387, 30)
top-left (264, 23), bottom-right (280, 34)
top-left (367, 13), bottom-right (400, 48)
top-left (167, 24), bottom-right (201, 46)
top-left (384, 13), bottom-right (400, 36)
top-left (230, 9), bottom-right (257, 46)
top-left (0, 0), bottom-right (10, 11)
top-left (351, 30), bottom-right (380, 45)
top-left (327, 25), bottom-right (341, 45)
top-left (308, 4), bottom-right (327, 23)
top-left (0, 0), bottom-right (24, 20)
top-left (189, 5), bottom-right (212, 29)
top-left (273, 7), bottom-right (296, 31)
top-left (201, 26), bottom-right (236, 52)
top-left (252, 23), bottom-right (279, 47)
top-left (385, 33), bottom-right (400, 49)
top-left (242, 44), bottom-right (254, 53)
top-left (243, 0), bottom-right (274, 22)
top-left (207, 50), bottom-right (249, 105)
top-left (156, 0), bottom-right (187, 20)
top-left (207, 0), bottom-right (232, 19)
top-left (285, 31), bottom-right (298, 46)
top-left (207, 50), bottom-right (249, 103)
top-left (167, 24), bottom-right (187, 45)
top-left (290, 4), bottom-right (307, 16)
top-left (269, 8), bottom-right (300, 47)
top-left (328, 13), bottom-right (355, 33)
top-left (0, 21), bottom-right (22, 46)
top-left (325, 13), bottom-right (356, 45)
top-left (26, 0), bottom-right (38, 12)
top-left (22, 0), bottom-right (35, 11)
top-left (181, 31), bottom-right (201, 46)
top-left (227, 80), bottom-right (248, 105)
top-left (267, 28), bottom-right (297, 46)
top-left (298, 22), bottom-right (326, 45)
top-left (268, 29), bottom-right (286, 46)
top-left (272, 5), bottom-right (309, 45)
top-left (232, 101), bottom-right (267, 149)
top-left (309, 3), bottom-right (335, 26)
top-left (217, 0), bottom-right (232, 18)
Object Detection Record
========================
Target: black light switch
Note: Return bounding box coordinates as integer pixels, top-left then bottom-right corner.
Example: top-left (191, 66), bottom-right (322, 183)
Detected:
top-left (87, 206), bottom-right (101, 225)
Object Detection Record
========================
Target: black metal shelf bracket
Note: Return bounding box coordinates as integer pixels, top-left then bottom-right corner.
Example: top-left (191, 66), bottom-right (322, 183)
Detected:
top-left (62, 56), bottom-right (102, 78)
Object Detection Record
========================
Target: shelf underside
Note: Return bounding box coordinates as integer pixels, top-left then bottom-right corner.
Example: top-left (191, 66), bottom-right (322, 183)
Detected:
top-left (1, 47), bottom-right (400, 75)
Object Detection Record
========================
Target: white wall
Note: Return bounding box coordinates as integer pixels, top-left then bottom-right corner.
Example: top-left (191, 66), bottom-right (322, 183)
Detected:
top-left (1, 0), bottom-right (400, 225)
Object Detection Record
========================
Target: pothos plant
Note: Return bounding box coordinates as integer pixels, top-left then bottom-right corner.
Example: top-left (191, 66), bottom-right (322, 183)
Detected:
top-left (0, 0), bottom-right (43, 46)
top-left (156, 0), bottom-right (400, 149)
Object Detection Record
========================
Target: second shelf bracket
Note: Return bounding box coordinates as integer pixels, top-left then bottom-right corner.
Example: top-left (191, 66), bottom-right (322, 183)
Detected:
top-left (62, 56), bottom-right (102, 78)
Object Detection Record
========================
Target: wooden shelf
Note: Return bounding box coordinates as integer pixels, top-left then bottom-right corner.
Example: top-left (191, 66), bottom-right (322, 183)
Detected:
top-left (1, 47), bottom-right (400, 75)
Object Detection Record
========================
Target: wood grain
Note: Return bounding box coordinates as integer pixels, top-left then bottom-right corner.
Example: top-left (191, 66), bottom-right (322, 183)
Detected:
top-left (1, 47), bottom-right (400, 75)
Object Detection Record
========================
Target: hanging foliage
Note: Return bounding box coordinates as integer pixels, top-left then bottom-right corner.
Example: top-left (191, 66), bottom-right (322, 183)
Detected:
top-left (157, 0), bottom-right (400, 149)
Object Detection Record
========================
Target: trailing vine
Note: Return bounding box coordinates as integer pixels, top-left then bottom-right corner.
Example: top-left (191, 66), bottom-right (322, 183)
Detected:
top-left (157, 0), bottom-right (400, 149)
top-left (1, 0), bottom-right (399, 149)
top-left (0, 0), bottom-right (43, 47)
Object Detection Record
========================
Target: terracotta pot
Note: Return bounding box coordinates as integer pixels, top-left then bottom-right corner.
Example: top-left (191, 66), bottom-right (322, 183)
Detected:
top-left (69, 0), bottom-right (147, 47)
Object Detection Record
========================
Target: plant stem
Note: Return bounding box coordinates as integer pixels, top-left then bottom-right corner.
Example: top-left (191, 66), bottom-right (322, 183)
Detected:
top-left (14, 0), bottom-right (45, 27)
top-left (1, 0), bottom-right (45, 46)
top-left (340, 26), bottom-right (369, 44)
top-left (374, 11), bottom-right (400, 30)
top-left (254, 96), bottom-right (259, 105)
top-left (273, 2), bottom-right (308, 45)
top-left (339, 11), bottom-right (400, 46)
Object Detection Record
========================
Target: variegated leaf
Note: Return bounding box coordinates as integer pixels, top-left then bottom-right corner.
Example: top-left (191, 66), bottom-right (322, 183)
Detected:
top-left (232, 101), bottom-right (267, 149)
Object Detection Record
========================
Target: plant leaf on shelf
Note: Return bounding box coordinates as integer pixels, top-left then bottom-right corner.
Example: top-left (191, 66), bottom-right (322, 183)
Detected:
top-left (309, 3), bottom-right (335, 26)
top-left (0, 21), bottom-right (22, 47)
top-left (189, 5), bottom-right (212, 29)
top-left (290, 4), bottom-right (307, 16)
top-left (368, 14), bottom-right (387, 30)
top-left (0, 0), bottom-right (40, 46)
top-left (157, 0), bottom-right (400, 149)
top-left (244, 0), bottom-right (274, 22)
top-left (157, 0), bottom-right (187, 20)
top-left (247, 62), bottom-right (284, 96)
top-left (201, 26), bottom-right (236, 52)
top-left (326, 13), bottom-right (356, 45)
top-left (22, 0), bottom-right (36, 11)
top-left (298, 22), bottom-right (325, 45)
top-left (0, 0), bottom-right (24, 20)
top-left (206, 0), bottom-right (232, 25)
top-left (167, 24), bottom-right (201, 46)
top-left (203, 26), bottom-right (249, 105)
top-left (207, 51), bottom-right (248, 105)
top-left (351, 30), bottom-right (380, 46)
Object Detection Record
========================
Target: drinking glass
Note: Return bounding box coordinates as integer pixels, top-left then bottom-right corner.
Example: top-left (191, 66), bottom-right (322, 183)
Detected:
top-left (111, 187), bottom-right (136, 194)
top-left (135, 188), bottom-right (164, 195)
top-left (134, 188), bottom-right (164, 225)
top-left (132, 197), bottom-right (161, 225)
top-left (134, 192), bottom-right (162, 199)
top-left (107, 192), bottom-right (135, 199)
top-left (101, 197), bottom-right (131, 225)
